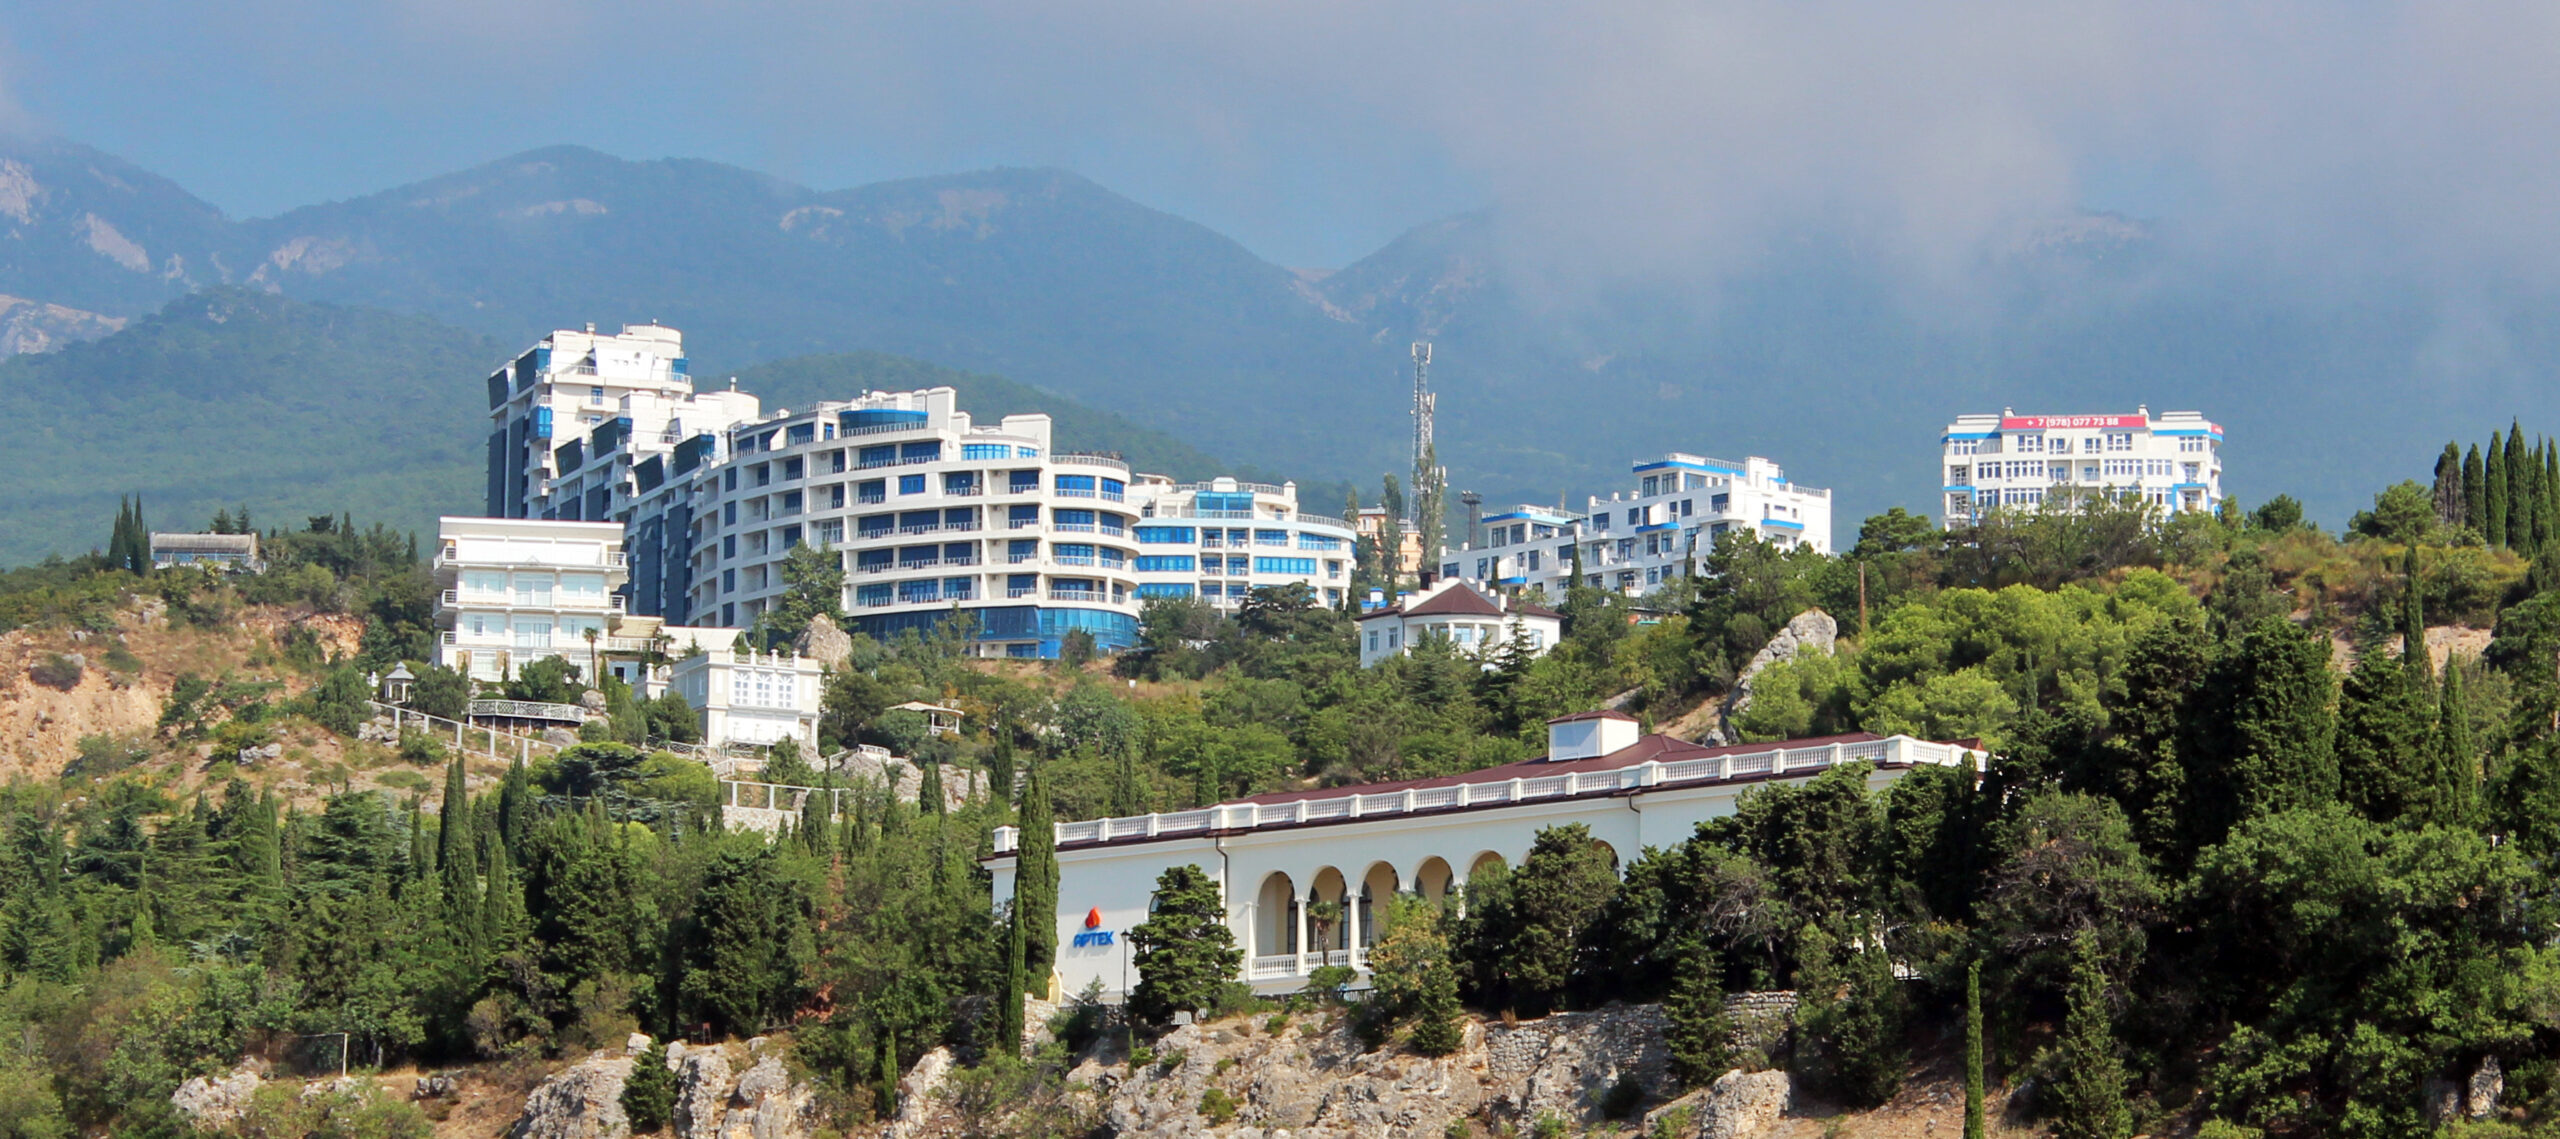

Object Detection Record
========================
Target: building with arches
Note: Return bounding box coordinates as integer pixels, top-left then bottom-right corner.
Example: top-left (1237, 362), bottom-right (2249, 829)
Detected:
top-left (987, 710), bottom-right (1986, 1002)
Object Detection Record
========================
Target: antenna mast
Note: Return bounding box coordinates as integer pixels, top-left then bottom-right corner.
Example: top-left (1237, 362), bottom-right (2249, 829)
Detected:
top-left (1411, 341), bottom-right (1434, 491)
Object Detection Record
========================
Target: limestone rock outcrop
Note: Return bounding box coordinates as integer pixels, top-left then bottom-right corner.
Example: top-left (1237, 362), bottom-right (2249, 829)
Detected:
top-left (510, 1050), bottom-right (634, 1139)
top-left (793, 614), bottom-right (853, 670)
top-left (171, 1064), bottom-right (264, 1129)
top-left (1704, 609), bottom-right (1837, 744)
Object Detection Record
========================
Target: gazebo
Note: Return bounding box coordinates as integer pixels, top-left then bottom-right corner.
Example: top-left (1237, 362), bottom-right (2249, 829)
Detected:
top-left (892, 700), bottom-right (964, 737)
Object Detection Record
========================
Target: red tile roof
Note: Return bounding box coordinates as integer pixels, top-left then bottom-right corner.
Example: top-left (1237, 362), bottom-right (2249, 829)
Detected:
top-left (1546, 709), bottom-right (1637, 723)
top-left (1357, 581), bottom-right (1562, 622)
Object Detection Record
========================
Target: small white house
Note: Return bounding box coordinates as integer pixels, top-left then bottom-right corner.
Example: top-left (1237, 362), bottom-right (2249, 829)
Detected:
top-left (986, 710), bottom-right (1986, 1002)
top-left (1355, 578), bottom-right (1562, 668)
top-left (668, 646), bottom-right (824, 750)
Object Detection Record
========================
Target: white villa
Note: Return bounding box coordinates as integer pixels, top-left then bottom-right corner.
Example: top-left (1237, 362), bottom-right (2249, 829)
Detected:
top-left (986, 710), bottom-right (1987, 1002)
top-left (1354, 578), bottom-right (1562, 668)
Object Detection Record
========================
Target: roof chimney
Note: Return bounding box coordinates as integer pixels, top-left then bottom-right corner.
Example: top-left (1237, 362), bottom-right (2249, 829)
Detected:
top-left (1547, 711), bottom-right (1640, 761)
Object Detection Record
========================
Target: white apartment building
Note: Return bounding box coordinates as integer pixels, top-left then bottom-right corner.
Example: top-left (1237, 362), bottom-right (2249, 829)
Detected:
top-left (478, 322), bottom-right (763, 623)
top-left (1440, 453), bottom-right (1834, 597)
top-left (1939, 407), bottom-right (2225, 527)
top-left (674, 387), bottom-right (1357, 659)
top-left (667, 646), bottom-right (824, 750)
top-left (1354, 578), bottom-right (1562, 668)
top-left (433, 517), bottom-right (630, 683)
top-left (987, 711), bottom-right (1987, 1001)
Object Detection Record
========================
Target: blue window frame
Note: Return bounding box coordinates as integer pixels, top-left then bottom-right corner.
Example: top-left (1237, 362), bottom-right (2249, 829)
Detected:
top-left (1102, 478), bottom-right (1126, 495)
top-left (1256, 529), bottom-right (1288, 545)
top-left (1055, 474), bottom-right (1096, 492)
top-left (898, 579), bottom-right (940, 602)
top-left (944, 577), bottom-right (976, 599)
top-left (1135, 525), bottom-right (1195, 544)
top-left (856, 584), bottom-right (891, 606)
top-left (1009, 504), bottom-right (1040, 523)
top-left (1136, 583), bottom-right (1195, 598)
top-left (899, 474), bottom-right (926, 495)
top-left (1054, 509), bottom-right (1097, 526)
top-left (1010, 470), bottom-right (1040, 492)
top-left (858, 445), bottom-right (895, 466)
top-left (786, 423), bottom-right (815, 446)
top-left (962, 443), bottom-right (1011, 460)
top-left (899, 440), bottom-right (942, 462)
top-left (1298, 534), bottom-right (1342, 550)
top-left (1254, 557), bottom-right (1317, 575)
top-left (1135, 555), bottom-right (1195, 573)
top-left (858, 515), bottom-right (893, 538)
top-left (856, 550), bottom-right (892, 569)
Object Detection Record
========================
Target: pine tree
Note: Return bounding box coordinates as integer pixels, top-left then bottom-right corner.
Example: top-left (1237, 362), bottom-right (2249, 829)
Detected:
top-left (1127, 863), bottom-right (1243, 1026)
top-left (1965, 960), bottom-right (1987, 1139)
top-left (2047, 931), bottom-right (2132, 1139)
top-left (1663, 938), bottom-right (1734, 1087)
top-left (622, 1039), bottom-right (677, 1132)
top-left (2488, 433), bottom-right (2510, 548)
top-left (2465, 444), bottom-right (2487, 534)
top-left (2193, 617), bottom-right (2340, 840)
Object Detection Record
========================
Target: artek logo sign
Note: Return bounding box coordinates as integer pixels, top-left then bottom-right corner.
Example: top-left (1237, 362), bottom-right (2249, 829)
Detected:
top-left (1072, 907), bottom-right (1114, 948)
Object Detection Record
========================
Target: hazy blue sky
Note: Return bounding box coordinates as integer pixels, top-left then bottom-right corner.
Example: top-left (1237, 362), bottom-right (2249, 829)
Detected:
top-left (9, 2), bottom-right (2560, 277)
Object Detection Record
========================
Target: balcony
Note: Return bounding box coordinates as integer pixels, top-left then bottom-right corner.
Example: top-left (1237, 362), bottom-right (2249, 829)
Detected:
top-left (1055, 554), bottom-right (1096, 566)
top-left (1008, 553), bottom-right (1039, 564)
top-left (1055, 488), bottom-right (1097, 499)
top-left (1052, 452), bottom-right (1132, 475)
top-left (1007, 586), bottom-right (1037, 598)
top-left (897, 557), bottom-right (943, 571)
top-left (897, 523), bottom-right (942, 535)
top-left (945, 554), bottom-right (981, 567)
top-left (944, 485), bottom-right (984, 497)
top-left (1053, 522), bottom-right (1096, 533)
top-left (1007, 518), bottom-right (1043, 530)
top-left (441, 590), bottom-right (626, 614)
top-left (858, 492), bottom-right (886, 505)
top-left (1049, 588), bottom-right (1106, 602)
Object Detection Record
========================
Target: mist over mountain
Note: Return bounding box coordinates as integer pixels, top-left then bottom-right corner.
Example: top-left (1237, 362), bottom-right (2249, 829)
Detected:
top-left (0, 134), bottom-right (2547, 539)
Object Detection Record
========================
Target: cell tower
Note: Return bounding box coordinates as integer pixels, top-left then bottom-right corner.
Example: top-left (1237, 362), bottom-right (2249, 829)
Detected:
top-left (1409, 342), bottom-right (1448, 559)
top-left (1410, 341), bottom-right (1435, 487)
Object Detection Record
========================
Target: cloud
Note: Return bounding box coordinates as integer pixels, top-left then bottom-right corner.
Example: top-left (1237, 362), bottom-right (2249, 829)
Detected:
top-left (20, 0), bottom-right (2560, 286)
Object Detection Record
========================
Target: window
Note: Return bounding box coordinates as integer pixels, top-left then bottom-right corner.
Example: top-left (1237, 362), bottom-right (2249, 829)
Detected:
top-left (2106, 433), bottom-right (2134, 452)
top-left (1010, 470), bottom-right (1040, 493)
top-left (1135, 555), bottom-right (1195, 572)
top-left (962, 443), bottom-right (1011, 461)
top-left (899, 441), bottom-right (941, 463)
top-left (899, 474), bottom-right (926, 495)
top-left (781, 490), bottom-right (803, 513)
top-left (724, 468), bottom-right (739, 491)
top-left (1626, 508), bottom-right (1641, 525)
top-left (2017, 434), bottom-right (2044, 453)
top-left (753, 463), bottom-right (771, 487)
top-left (816, 520), bottom-right (843, 544)
top-left (1200, 529), bottom-right (1222, 548)
top-left (1136, 525), bottom-right (1195, 544)
top-left (2082, 464), bottom-right (2100, 481)
top-left (2082, 437), bottom-right (2103, 454)
top-left (782, 525), bottom-right (803, 547)
top-left (830, 449), bottom-right (847, 473)
top-left (722, 535), bottom-right (737, 558)
top-left (786, 424), bottom-right (814, 447)
top-left (2179, 437), bottom-right (2205, 453)
top-left (2183, 462), bottom-right (2202, 481)
top-left (899, 580), bottom-right (940, 603)
top-left (859, 445), bottom-right (895, 467)
top-left (829, 485), bottom-right (846, 509)
top-left (1255, 529), bottom-right (1288, 546)
top-left (1949, 439), bottom-right (1980, 455)
top-left (856, 584), bottom-right (891, 607)
top-left (1328, 560), bottom-right (1343, 579)
top-left (782, 456), bottom-right (804, 479)
top-left (721, 569), bottom-right (736, 592)
top-left (1054, 543), bottom-right (1098, 565)
top-left (858, 515), bottom-right (892, 538)
top-left (1254, 556), bottom-right (1317, 576)
top-left (1298, 533), bottom-right (1341, 550)
top-left (1055, 474), bottom-right (1097, 495)
top-left (943, 472), bottom-right (977, 494)
top-left (858, 479), bottom-right (886, 503)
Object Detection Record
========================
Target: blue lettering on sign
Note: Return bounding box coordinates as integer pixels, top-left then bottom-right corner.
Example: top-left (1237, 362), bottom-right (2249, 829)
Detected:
top-left (1071, 930), bottom-right (1116, 948)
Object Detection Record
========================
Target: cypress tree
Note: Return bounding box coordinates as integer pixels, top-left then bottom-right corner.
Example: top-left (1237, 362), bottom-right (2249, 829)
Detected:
top-left (918, 761), bottom-right (944, 815)
top-left (875, 1028), bottom-right (900, 1119)
top-left (2337, 648), bottom-right (2430, 824)
top-left (1965, 960), bottom-right (1987, 1139)
top-left (1016, 762), bottom-right (1059, 999)
top-left (2433, 441), bottom-right (2465, 526)
top-left (2048, 931), bottom-right (2132, 1139)
top-left (2544, 444), bottom-right (2559, 557)
top-left (2438, 661), bottom-right (2478, 827)
top-left (2466, 444), bottom-right (2487, 534)
top-left (2488, 433), bottom-right (2510, 548)
top-left (1663, 939), bottom-right (1734, 1086)
top-left (2402, 546), bottom-right (2431, 693)
top-left (996, 886), bottom-right (1030, 1057)
top-left (2509, 423), bottom-right (2531, 552)
top-left (2217, 617), bottom-right (2340, 823)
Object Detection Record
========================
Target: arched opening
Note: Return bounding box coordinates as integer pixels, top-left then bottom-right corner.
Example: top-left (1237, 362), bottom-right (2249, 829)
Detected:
top-left (1467, 851), bottom-right (1508, 881)
top-left (1255, 872), bottom-right (1298, 959)
top-left (1307, 867), bottom-right (1350, 962)
top-left (1415, 857), bottom-right (1455, 905)
top-left (1358, 862), bottom-right (1399, 948)
top-left (1590, 839), bottom-right (1620, 873)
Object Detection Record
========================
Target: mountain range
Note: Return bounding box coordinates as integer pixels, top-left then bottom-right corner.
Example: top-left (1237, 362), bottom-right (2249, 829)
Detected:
top-left (3, 134), bottom-right (2554, 563)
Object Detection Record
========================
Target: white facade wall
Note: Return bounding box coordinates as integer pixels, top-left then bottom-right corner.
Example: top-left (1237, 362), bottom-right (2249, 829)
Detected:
top-left (668, 647), bottom-right (823, 750)
top-left (1353, 581), bottom-right (1562, 668)
top-left (675, 388), bottom-right (1356, 659)
top-left (1939, 407), bottom-right (2225, 527)
top-left (1442, 453), bottom-right (1834, 599)
top-left (432, 517), bottom-right (629, 683)
top-left (989, 732), bottom-right (1980, 1001)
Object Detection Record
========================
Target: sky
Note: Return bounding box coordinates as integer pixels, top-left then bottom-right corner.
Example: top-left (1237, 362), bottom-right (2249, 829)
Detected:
top-left (11, 1), bottom-right (2560, 281)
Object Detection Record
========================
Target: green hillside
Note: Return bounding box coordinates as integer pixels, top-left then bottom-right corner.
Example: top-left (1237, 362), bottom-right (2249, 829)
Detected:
top-left (0, 292), bottom-right (1251, 566)
top-left (727, 352), bottom-right (1230, 482)
top-left (0, 288), bottom-right (501, 566)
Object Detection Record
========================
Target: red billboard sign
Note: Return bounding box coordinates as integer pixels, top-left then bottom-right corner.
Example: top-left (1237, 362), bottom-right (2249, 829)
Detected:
top-left (1999, 414), bottom-right (2147, 431)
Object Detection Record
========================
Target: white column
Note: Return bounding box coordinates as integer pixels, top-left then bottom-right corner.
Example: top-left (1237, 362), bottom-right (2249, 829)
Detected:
top-left (1294, 894), bottom-right (1310, 976)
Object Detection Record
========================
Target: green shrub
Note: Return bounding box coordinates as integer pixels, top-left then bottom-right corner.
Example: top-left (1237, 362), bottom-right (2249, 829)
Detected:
top-left (1648, 1106), bottom-right (1695, 1139)
top-left (398, 729), bottom-right (446, 765)
top-left (28, 652), bottom-right (83, 691)
top-left (1446, 1120), bottom-right (1472, 1139)
top-left (1531, 1112), bottom-right (1569, 1139)
top-left (1128, 1044), bottom-right (1155, 1069)
top-left (1264, 1013), bottom-right (1291, 1035)
top-left (1198, 1087), bottom-right (1237, 1125)
top-left (621, 1040), bottom-right (676, 1132)
top-left (102, 640), bottom-right (142, 676)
